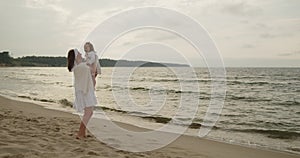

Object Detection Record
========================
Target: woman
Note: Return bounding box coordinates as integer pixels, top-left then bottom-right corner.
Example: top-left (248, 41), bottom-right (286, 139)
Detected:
top-left (67, 48), bottom-right (97, 139)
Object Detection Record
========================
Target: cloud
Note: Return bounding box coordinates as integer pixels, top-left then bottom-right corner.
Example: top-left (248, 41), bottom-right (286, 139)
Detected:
top-left (278, 50), bottom-right (300, 56)
top-left (115, 29), bottom-right (178, 47)
top-left (220, 1), bottom-right (263, 16)
top-left (242, 44), bottom-right (255, 49)
top-left (260, 33), bottom-right (276, 39)
top-left (135, 32), bottom-right (177, 42)
top-left (278, 53), bottom-right (293, 56)
top-left (24, 0), bottom-right (70, 22)
top-left (68, 7), bottom-right (124, 39)
top-left (255, 23), bottom-right (268, 29)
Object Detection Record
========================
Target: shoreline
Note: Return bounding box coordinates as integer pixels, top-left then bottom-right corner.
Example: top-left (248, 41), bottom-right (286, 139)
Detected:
top-left (0, 95), bottom-right (299, 158)
top-left (4, 93), bottom-right (300, 155)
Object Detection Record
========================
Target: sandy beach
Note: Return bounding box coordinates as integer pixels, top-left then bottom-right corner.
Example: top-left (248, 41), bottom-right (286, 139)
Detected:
top-left (0, 96), bottom-right (299, 158)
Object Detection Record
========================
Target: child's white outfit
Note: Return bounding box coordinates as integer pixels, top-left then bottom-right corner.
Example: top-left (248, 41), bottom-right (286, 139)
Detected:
top-left (86, 51), bottom-right (101, 75)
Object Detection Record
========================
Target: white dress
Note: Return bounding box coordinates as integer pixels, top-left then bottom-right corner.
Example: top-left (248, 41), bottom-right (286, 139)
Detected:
top-left (72, 62), bottom-right (97, 113)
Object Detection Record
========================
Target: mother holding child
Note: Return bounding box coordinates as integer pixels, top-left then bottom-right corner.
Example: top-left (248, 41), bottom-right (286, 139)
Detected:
top-left (67, 42), bottom-right (101, 139)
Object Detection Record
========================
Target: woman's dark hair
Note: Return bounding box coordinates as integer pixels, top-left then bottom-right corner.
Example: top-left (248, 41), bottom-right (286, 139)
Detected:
top-left (67, 49), bottom-right (75, 72)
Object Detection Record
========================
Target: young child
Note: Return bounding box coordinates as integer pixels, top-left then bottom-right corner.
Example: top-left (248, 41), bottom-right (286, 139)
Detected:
top-left (84, 42), bottom-right (101, 88)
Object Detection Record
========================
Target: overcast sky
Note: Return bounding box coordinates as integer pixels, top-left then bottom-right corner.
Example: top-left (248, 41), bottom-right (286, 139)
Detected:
top-left (0, 0), bottom-right (299, 67)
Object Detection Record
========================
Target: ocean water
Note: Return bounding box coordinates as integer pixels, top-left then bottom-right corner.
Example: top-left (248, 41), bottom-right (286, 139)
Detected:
top-left (0, 67), bottom-right (299, 154)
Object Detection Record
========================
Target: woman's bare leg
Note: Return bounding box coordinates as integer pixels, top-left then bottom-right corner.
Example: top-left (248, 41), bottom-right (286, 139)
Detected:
top-left (92, 76), bottom-right (96, 88)
top-left (77, 107), bottom-right (93, 138)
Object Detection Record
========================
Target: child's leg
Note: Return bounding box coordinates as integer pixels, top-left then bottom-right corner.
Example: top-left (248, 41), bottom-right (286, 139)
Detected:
top-left (92, 73), bottom-right (96, 88)
top-left (91, 64), bottom-right (97, 88)
top-left (89, 69), bottom-right (96, 88)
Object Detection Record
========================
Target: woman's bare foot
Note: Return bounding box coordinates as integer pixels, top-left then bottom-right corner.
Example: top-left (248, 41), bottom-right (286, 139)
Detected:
top-left (76, 130), bottom-right (86, 139)
top-left (76, 134), bottom-right (85, 139)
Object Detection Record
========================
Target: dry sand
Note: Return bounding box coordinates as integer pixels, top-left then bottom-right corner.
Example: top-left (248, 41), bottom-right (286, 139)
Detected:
top-left (0, 96), bottom-right (299, 158)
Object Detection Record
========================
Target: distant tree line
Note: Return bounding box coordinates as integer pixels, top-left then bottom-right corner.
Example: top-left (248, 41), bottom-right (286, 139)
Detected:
top-left (0, 51), bottom-right (13, 66)
top-left (0, 52), bottom-right (66, 67)
top-left (0, 51), bottom-right (188, 67)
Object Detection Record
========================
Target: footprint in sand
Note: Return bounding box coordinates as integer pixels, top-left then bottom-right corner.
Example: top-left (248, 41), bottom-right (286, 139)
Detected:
top-left (87, 150), bottom-right (100, 156)
top-left (72, 147), bottom-right (85, 153)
